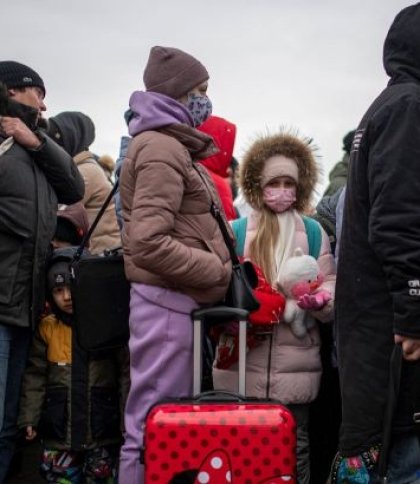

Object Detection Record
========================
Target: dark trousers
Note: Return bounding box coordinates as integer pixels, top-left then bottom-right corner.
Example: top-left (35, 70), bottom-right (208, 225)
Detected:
top-left (0, 325), bottom-right (31, 484)
top-left (309, 323), bottom-right (342, 484)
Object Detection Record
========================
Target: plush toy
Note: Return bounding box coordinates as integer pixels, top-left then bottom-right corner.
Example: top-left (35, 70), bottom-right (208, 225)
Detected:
top-left (277, 248), bottom-right (331, 339)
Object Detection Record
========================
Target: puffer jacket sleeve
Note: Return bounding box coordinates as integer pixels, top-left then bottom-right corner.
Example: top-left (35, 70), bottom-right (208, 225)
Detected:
top-left (18, 327), bottom-right (48, 429)
top-left (31, 132), bottom-right (85, 204)
top-left (368, 97), bottom-right (420, 338)
top-left (311, 224), bottom-right (336, 322)
top-left (128, 149), bottom-right (229, 289)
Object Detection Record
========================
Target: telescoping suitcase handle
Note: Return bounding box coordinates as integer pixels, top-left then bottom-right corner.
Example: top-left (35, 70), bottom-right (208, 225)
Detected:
top-left (192, 306), bottom-right (249, 396)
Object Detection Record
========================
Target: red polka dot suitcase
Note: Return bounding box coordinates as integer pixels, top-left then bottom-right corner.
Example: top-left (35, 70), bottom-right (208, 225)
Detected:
top-left (143, 307), bottom-right (297, 483)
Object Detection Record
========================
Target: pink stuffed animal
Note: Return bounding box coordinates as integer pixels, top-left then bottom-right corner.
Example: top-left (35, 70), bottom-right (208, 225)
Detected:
top-left (277, 248), bottom-right (331, 338)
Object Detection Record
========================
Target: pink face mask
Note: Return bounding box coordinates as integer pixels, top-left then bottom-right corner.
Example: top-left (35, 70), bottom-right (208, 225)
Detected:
top-left (262, 187), bottom-right (296, 213)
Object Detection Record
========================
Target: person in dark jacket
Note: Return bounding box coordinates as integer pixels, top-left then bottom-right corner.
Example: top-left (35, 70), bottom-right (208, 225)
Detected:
top-left (18, 248), bottom-right (129, 483)
top-left (228, 155), bottom-right (240, 200)
top-left (333, 4), bottom-right (420, 482)
top-left (0, 62), bottom-right (84, 481)
top-left (313, 186), bottom-right (344, 257)
top-left (323, 130), bottom-right (355, 197)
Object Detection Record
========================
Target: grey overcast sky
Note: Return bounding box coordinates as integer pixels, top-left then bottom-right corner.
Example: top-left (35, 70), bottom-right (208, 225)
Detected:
top-left (4, 0), bottom-right (416, 192)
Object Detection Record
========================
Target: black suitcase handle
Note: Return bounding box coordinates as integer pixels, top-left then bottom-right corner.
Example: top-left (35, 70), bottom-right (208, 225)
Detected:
top-left (193, 390), bottom-right (246, 402)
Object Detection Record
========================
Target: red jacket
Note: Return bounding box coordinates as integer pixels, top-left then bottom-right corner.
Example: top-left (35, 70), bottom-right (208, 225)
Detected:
top-left (198, 116), bottom-right (237, 220)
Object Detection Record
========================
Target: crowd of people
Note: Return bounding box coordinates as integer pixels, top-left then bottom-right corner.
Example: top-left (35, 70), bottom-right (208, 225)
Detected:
top-left (1, 2), bottom-right (420, 483)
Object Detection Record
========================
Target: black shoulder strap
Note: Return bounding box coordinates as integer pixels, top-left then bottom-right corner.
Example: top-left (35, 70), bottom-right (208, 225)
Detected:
top-left (192, 164), bottom-right (239, 266)
top-left (74, 179), bottom-right (119, 261)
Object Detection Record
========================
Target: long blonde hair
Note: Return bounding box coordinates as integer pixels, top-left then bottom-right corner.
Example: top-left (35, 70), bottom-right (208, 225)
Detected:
top-left (249, 207), bottom-right (280, 285)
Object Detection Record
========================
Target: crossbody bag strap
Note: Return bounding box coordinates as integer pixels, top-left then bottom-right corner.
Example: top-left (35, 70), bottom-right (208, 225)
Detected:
top-left (74, 179), bottom-right (119, 261)
top-left (193, 164), bottom-right (240, 266)
top-left (210, 202), bottom-right (240, 265)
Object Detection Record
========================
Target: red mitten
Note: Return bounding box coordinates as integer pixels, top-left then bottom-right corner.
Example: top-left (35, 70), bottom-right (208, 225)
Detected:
top-left (247, 262), bottom-right (286, 326)
top-left (249, 288), bottom-right (286, 325)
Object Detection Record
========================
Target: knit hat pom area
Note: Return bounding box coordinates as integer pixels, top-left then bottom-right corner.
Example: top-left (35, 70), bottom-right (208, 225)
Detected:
top-left (143, 46), bottom-right (209, 100)
top-left (0, 61), bottom-right (45, 96)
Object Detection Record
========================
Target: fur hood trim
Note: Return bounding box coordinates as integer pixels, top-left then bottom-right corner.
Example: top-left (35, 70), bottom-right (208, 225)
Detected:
top-left (240, 130), bottom-right (320, 212)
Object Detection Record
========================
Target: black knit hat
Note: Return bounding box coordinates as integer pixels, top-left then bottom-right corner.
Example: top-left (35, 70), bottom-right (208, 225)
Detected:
top-left (47, 248), bottom-right (76, 292)
top-left (47, 260), bottom-right (72, 292)
top-left (0, 61), bottom-right (45, 96)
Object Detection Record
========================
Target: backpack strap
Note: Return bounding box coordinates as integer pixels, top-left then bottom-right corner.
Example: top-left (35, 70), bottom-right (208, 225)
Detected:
top-left (232, 215), bottom-right (321, 259)
top-left (302, 215), bottom-right (322, 259)
top-left (231, 217), bottom-right (248, 257)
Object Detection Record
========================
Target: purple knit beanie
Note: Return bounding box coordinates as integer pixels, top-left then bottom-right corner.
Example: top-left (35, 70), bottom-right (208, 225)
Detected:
top-left (143, 46), bottom-right (209, 100)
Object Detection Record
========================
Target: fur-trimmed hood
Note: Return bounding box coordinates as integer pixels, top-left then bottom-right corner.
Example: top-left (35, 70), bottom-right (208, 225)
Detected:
top-left (240, 131), bottom-right (319, 213)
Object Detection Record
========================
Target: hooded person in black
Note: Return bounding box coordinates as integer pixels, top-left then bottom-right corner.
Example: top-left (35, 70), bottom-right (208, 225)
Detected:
top-left (47, 112), bottom-right (121, 254)
top-left (47, 111), bottom-right (95, 157)
top-left (333, 4), bottom-right (420, 481)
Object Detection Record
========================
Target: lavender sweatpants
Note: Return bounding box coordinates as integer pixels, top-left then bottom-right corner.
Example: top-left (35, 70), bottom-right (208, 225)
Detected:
top-left (118, 283), bottom-right (198, 484)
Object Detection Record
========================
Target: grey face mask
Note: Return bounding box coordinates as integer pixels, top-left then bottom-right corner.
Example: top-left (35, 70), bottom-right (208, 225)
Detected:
top-left (186, 93), bottom-right (212, 127)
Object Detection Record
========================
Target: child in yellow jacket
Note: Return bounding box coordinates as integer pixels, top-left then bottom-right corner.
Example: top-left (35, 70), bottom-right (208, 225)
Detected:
top-left (19, 248), bottom-right (130, 483)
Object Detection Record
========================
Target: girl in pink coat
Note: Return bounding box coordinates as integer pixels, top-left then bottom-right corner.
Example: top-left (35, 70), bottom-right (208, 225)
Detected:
top-left (212, 130), bottom-right (336, 483)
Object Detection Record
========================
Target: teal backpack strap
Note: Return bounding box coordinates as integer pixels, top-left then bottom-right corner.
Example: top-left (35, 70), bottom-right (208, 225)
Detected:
top-left (302, 216), bottom-right (322, 259)
top-left (231, 217), bottom-right (248, 257)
